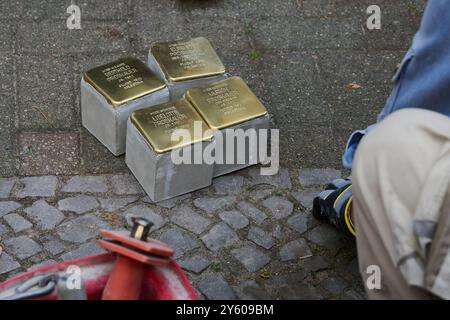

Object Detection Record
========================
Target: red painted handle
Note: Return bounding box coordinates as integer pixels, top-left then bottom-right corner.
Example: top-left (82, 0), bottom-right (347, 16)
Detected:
top-left (102, 255), bottom-right (145, 300)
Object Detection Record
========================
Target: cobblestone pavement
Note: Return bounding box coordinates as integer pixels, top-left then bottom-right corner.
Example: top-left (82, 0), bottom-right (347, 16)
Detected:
top-left (0, 167), bottom-right (365, 300)
top-left (0, 0), bottom-right (427, 299)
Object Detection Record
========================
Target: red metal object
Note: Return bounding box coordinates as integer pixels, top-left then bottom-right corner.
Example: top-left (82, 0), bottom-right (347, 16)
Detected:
top-left (102, 255), bottom-right (144, 300)
top-left (0, 253), bottom-right (197, 300)
top-left (0, 218), bottom-right (197, 300)
top-left (98, 228), bottom-right (175, 300)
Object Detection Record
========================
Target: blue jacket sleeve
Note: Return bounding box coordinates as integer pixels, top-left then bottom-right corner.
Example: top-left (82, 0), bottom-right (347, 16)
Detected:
top-left (342, 124), bottom-right (377, 169)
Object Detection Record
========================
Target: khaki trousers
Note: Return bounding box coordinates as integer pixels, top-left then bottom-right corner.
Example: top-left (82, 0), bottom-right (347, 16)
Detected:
top-left (352, 109), bottom-right (450, 300)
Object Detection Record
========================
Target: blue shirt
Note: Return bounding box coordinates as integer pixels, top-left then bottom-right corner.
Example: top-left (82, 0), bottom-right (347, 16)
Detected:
top-left (343, 0), bottom-right (450, 168)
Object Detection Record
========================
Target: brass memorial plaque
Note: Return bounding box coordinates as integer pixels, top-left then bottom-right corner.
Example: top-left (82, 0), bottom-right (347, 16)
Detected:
top-left (185, 76), bottom-right (268, 130)
top-left (84, 57), bottom-right (166, 107)
top-left (150, 37), bottom-right (225, 82)
top-left (130, 99), bottom-right (213, 153)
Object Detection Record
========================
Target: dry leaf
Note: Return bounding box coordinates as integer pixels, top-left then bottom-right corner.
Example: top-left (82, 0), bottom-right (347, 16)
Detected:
top-left (260, 270), bottom-right (272, 279)
top-left (345, 82), bottom-right (363, 89)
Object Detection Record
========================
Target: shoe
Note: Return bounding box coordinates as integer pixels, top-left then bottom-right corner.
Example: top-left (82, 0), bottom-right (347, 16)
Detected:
top-left (312, 178), bottom-right (356, 237)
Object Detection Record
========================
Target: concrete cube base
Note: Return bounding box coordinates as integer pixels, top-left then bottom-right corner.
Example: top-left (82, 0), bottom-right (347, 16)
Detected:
top-left (147, 54), bottom-right (228, 100)
top-left (81, 79), bottom-right (170, 156)
top-left (213, 114), bottom-right (271, 177)
top-left (125, 119), bottom-right (214, 202)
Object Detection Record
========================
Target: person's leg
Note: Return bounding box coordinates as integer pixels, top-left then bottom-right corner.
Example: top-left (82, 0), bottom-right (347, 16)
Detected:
top-left (352, 108), bottom-right (450, 299)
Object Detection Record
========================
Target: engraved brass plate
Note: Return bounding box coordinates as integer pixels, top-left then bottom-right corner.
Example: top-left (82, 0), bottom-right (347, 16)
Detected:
top-left (185, 76), bottom-right (268, 130)
top-left (84, 57), bottom-right (166, 107)
top-left (150, 37), bottom-right (225, 82)
top-left (131, 99), bottom-right (213, 153)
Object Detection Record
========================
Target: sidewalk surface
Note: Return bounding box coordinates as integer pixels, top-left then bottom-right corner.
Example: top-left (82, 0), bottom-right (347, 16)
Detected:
top-left (0, 0), bottom-right (426, 299)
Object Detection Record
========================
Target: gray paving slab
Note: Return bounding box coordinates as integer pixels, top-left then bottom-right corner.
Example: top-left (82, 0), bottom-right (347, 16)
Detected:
top-left (24, 200), bottom-right (65, 230)
top-left (20, 0), bottom-right (130, 21)
top-left (178, 0), bottom-right (299, 18)
top-left (18, 131), bottom-right (80, 175)
top-left (253, 16), bottom-right (366, 51)
top-left (0, 96), bottom-right (16, 178)
top-left (17, 20), bottom-right (129, 53)
top-left (4, 236), bottom-right (42, 260)
top-left (17, 55), bottom-right (76, 131)
top-left (0, 179), bottom-right (16, 199)
top-left (197, 273), bottom-right (236, 300)
top-left (16, 176), bottom-right (58, 198)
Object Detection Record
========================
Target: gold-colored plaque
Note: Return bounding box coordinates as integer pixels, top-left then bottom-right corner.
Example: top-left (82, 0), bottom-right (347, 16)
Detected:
top-left (130, 99), bottom-right (213, 153)
top-left (185, 76), bottom-right (268, 130)
top-left (150, 37), bottom-right (225, 82)
top-left (84, 57), bottom-right (166, 107)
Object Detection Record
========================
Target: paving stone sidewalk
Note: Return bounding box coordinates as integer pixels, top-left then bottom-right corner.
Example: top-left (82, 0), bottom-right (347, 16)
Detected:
top-left (0, 0), bottom-right (428, 300)
top-left (0, 167), bottom-right (365, 300)
top-left (0, 0), bottom-right (426, 177)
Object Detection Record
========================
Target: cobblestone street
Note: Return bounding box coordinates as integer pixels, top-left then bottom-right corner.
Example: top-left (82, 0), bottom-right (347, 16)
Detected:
top-left (0, 168), bottom-right (363, 299)
top-left (0, 0), bottom-right (427, 299)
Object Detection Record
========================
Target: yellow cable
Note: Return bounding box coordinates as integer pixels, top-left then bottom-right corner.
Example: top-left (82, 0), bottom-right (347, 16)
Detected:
top-left (333, 185), bottom-right (352, 208)
top-left (344, 196), bottom-right (356, 236)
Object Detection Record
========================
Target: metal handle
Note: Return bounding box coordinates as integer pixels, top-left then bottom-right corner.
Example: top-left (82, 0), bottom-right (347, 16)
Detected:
top-left (130, 217), bottom-right (153, 241)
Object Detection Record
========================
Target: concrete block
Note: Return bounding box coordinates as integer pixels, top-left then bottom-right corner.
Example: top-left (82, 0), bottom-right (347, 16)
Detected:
top-left (186, 76), bottom-right (271, 177)
top-left (81, 57), bottom-right (170, 156)
top-left (148, 37), bottom-right (227, 99)
top-left (125, 100), bottom-right (214, 202)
